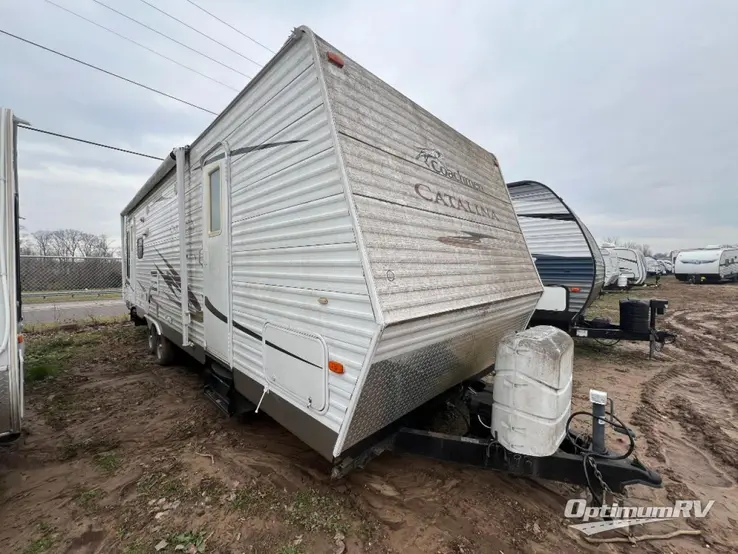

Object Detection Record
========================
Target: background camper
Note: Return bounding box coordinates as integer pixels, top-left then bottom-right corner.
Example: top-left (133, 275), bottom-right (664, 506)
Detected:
top-left (507, 180), bottom-right (604, 330)
top-left (675, 248), bottom-right (738, 283)
top-left (612, 247), bottom-right (648, 286)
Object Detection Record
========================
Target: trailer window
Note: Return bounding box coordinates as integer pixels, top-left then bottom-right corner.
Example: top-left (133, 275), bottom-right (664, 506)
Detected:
top-left (208, 167), bottom-right (221, 234)
top-left (137, 237), bottom-right (144, 259)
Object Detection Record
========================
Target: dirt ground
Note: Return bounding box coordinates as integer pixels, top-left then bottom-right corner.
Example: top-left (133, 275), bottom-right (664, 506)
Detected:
top-left (1, 277), bottom-right (737, 554)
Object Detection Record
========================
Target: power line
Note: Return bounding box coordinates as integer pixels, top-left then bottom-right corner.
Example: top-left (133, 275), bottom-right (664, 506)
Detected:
top-left (137, 0), bottom-right (263, 68)
top-left (0, 29), bottom-right (218, 116)
top-left (18, 125), bottom-right (165, 160)
top-left (42, 0), bottom-right (239, 92)
top-left (91, 0), bottom-right (252, 79)
top-left (183, 0), bottom-right (274, 54)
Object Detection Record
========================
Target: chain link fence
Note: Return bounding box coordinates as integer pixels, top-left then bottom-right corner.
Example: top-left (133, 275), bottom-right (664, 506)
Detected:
top-left (20, 256), bottom-right (122, 301)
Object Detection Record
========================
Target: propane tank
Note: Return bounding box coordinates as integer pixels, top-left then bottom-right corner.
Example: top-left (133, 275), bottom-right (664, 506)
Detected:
top-left (492, 326), bottom-right (574, 457)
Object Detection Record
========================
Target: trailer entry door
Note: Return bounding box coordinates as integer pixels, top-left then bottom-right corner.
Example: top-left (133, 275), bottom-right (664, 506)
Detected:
top-left (202, 159), bottom-right (229, 361)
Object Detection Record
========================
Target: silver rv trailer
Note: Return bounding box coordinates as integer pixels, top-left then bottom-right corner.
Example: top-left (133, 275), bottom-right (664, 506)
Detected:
top-left (600, 248), bottom-right (622, 287)
top-left (0, 108), bottom-right (24, 441)
top-left (612, 248), bottom-right (647, 285)
top-left (645, 256), bottom-right (661, 276)
top-left (506, 180), bottom-right (604, 329)
top-left (675, 248), bottom-right (738, 283)
top-left (121, 27), bottom-right (543, 462)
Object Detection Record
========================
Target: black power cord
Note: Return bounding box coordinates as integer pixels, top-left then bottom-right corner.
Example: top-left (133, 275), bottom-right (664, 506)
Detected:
top-left (565, 410), bottom-right (636, 506)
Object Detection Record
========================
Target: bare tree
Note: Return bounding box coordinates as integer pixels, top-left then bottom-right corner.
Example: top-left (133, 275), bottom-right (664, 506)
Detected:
top-left (639, 244), bottom-right (653, 257)
top-left (32, 230), bottom-right (54, 256)
top-left (603, 236), bottom-right (622, 246)
top-left (50, 228), bottom-right (83, 259)
top-left (95, 234), bottom-right (114, 257)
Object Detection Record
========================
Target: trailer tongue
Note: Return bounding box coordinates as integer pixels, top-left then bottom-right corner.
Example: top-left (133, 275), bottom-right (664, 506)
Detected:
top-left (332, 325), bottom-right (661, 498)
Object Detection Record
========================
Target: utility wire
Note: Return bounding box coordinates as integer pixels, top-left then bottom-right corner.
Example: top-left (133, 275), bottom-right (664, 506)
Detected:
top-left (183, 0), bottom-right (274, 54)
top-left (137, 0), bottom-right (263, 68)
top-left (18, 125), bottom-right (165, 160)
top-left (0, 29), bottom-right (218, 116)
top-left (92, 0), bottom-right (252, 79)
top-left (42, 0), bottom-right (239, 92)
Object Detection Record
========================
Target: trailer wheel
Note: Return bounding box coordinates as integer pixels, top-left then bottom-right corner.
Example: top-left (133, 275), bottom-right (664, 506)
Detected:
top-left (147, 325), bottom-right (158, 354)
top-left (156, 335), bottom-right (175, 366)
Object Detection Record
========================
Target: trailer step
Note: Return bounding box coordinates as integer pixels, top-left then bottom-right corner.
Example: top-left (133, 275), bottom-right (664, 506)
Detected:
top-left (203, 362), bottom-right (255, 417)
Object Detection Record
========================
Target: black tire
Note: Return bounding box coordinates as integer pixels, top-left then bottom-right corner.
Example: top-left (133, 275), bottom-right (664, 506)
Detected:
top-left (156, 334), bottom-right (175, 366)
top-left (147, 324), bottom-right (158, 354)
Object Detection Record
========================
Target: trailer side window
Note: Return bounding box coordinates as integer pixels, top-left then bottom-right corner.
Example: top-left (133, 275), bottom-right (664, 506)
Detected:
top-left (208, 167), bottom-right (221, 234)
top-left (137, 237), bottom-right (144, 259)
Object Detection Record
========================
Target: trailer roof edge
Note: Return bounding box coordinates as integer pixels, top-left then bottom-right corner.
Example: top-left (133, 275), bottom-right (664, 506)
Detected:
top-left (120, 26), bottom-right (315, 216)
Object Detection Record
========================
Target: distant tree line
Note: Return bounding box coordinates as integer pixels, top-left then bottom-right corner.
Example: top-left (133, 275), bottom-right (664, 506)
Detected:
top-left (20, 228), bottom-right (119, 258)
top-left (19, 228), bottom-right (122, 292)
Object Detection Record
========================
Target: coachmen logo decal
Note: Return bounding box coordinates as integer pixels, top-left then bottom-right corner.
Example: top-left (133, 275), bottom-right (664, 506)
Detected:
top-left (416, 147), bottom-right (491, 194)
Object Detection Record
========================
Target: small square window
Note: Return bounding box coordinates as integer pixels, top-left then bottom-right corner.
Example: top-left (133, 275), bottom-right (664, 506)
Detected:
top-left (137, 237), bottom-right (144, 259)
top-left (209, 167), bottom-right (221, 234)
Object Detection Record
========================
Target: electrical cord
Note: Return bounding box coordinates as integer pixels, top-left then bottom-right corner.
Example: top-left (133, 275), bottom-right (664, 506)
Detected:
top-left (565, 410), bottom-right (636, 506)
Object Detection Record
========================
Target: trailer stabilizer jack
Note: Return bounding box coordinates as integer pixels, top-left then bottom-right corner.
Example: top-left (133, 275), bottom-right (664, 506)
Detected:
top-left (393, 428), bottom-right (662, 493)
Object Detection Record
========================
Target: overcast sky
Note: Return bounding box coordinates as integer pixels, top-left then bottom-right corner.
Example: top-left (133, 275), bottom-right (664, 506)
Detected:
top-left (3, 0), bottom-right (737, 253)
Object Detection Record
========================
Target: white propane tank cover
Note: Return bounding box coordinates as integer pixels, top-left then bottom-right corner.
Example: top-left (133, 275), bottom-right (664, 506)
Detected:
top-left (492, 326), bottom-right (574, 457)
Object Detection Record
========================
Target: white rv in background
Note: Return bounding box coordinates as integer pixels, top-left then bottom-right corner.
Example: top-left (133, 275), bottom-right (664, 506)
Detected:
top-left (612, 248), bottom-right (648, 285)
top-left (645, 256), bottom-right (661, 275)
top-left (675, 248), bottom-right (738, 283)
top-left (0, 108), bottom-right (24, 441)
top-left (600, 248), bottom-right (621, 287)
top-left (120, 26), bottom-right (543, 462)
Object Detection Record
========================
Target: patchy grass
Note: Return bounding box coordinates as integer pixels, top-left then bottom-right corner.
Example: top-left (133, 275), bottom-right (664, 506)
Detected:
top-left (24, 331), bottom-right (104, 382)
top-left (136, 468), bottom-right (188, 501)
top-left (278, 546), bottom-right (301, 554)
top-left (22, 522), bottom-right (56, 554)
top-left (168, 530), bottom-right (208, 552)
top-left (229, 478), bottom-right (283, 517)
top-left (286, 489), bottom-right (350, 535)
top-left (93, 451), bottom-right (122, 474)
top-left (23, 314), bottom-right (128, 333)
top-left (75, 488), bottom-right (105, 511)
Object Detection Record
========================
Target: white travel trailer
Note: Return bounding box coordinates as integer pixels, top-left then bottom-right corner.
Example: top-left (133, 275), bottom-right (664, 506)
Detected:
top-left (612, 248), bottom-right (647, 285)
top-left (121, 27), bottom-right (544, 463)
top-left (600, 248), bottom-right (622, 287)
top-left (0, 108), bottom-right (24, 441)
top-left (506, 180), bottom-right (605, 329)
top-left (675, 248), bottom-right (738, 283)
top-left (645, 256), bottom-right (661, 276)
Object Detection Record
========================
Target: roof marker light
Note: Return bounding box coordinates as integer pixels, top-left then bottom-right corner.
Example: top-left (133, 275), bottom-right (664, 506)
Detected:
top-left (327, 51), bottom-right (344, 68)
